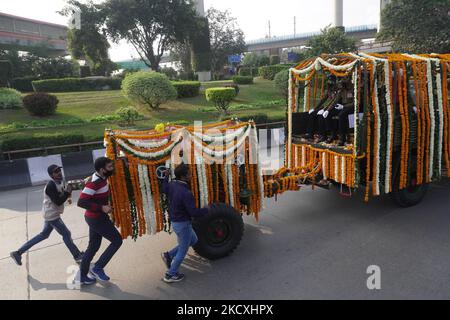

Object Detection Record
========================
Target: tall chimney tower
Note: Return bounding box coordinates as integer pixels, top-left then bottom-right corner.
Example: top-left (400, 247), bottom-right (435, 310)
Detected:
top-left (379, 0), bottom-right (391, 31)
top-left (191, 0), bottom-right (212, 82)
top-left (333, 0), bottom-right (344, 29)
top-left (194, 0), bottom-right (205, 17)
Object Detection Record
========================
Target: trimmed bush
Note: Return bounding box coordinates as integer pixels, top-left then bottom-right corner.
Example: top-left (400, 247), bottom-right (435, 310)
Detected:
top-left (232, 76), bottom-right (254, 85)
top-left (32, 77), bottom-right (122, 93)
top-left (259, 65), bottom-right (291, 80)
top-left (205, 87), bottom-right (237, 114)
top-left (115, 106), bottom-right (141, 126)
top-left (224, 83), bottom-right (240, 95)
top-left (0, 88), bottom-right (23, 109)
top-left (10, 77), bottom-right (38, 92)
top-left (238, 67), bottom-right (259, 77)
top-left (23, 93), bottom-right (59, 117)
top-left (122, 71), bottom-right (177, 110)
top-left (270, 55), bottom-right (280, 65)
top-left (172, 81), bottom-right (201, 98)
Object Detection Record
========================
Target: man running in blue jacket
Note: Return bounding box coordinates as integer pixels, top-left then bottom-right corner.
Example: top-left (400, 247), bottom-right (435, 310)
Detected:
top-left (161, 163), bottom-right (209, 283)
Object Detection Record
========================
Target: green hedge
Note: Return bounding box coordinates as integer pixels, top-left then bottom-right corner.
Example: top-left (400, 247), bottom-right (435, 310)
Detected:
top-left (0, 134), bottom-right (106, 160)
top-left (10, 77), bottom-right (38, 92)
top-left (258, 65), bottom-right (291, 80)
top-left (232, 76), bottom-right (254, 85)
top-left (0, 134), bottom-right (86, 153)
top-left (172, 81), bottom-right (201, 98)
top-left (32, 77), bottom-right (122, 93)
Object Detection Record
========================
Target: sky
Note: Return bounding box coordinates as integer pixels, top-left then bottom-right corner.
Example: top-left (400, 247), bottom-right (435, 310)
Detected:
top-left (1, 0), bottom-right (381, 61)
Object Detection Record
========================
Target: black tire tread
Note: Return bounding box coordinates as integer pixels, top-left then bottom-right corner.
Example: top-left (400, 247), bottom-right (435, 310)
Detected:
top-left (193, 203), bottom-right (244, 260)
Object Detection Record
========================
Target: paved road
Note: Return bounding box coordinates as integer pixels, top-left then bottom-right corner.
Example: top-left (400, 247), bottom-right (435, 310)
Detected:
top-left (1, 179), bottom-right (450, 300)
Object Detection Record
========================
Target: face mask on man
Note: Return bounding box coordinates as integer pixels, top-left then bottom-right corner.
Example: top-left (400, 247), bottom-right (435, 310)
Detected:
top-left (102, 168), bottom-right (114, 178)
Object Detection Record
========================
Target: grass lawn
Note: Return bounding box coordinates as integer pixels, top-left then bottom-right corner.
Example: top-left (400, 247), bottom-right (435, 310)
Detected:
top-left (0, 78), bottom-right (286, 147)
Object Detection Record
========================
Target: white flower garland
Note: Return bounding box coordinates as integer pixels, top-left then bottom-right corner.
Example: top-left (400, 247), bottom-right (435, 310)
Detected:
top-left (425, 59), bottom-right (436, 180)
top-left (287, 69), bottom-right (294, 168)
top-left (195, 153), bottom-right (208, 207)
top-left (322, 152), bottom-right (327, 180)
top-left (404, 54), bottom-right (442, 180)
top-left (352, 68), bottom-right (359, 156)
top-left (128, 139), bottom-right (168, 149)
top-left (294, 146), bottom-right (298, 167)
top-left (250, 125), bottom-right (264, 209)
top-left (303, 79), bottom-right (309, 112)
top-left (384, 61), bottom-right (393, 193)
top-left (193, 125), bottom-right (247, 143)
top-left (334, 155), bottom-right (339, 182)
top-left (225, 164), bottom-right (234, 207)
top-left (138, 164), bottom-right (157, 235)
top-left (358, 52), bottom-right (391, 192)
top-left (435, 62), bottom-right (444, 176)
top-left (341, 156), bottom-right (346, 184)
top-left (116, 133), bottom-right (182, 159)
top-left (301, 146), bottom-right (306, 167)
top-left (192, 126), bottom-right (250, 158)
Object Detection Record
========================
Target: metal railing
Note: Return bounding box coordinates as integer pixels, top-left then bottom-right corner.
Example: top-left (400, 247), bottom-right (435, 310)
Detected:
top-left (246, 24), bottom-right (378, 45)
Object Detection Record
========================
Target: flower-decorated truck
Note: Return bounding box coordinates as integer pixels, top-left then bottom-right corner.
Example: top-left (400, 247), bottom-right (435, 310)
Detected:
top-left (102, 53), bottom-right (449, 260)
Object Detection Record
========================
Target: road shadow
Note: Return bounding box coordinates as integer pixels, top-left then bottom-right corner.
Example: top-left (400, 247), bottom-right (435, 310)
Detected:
top-left (28, 275), bottom-right (150, 300)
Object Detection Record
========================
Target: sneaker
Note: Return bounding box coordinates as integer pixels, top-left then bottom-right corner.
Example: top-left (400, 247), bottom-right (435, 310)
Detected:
top-left (161, 252), bottom-right (172, 269)
top-left (10, 251), bottom-right (22, 266)
top-left (90, 266), bottom-right (110, 282)
top-left (80, 274), bottom-right (96, 286)
top-left (75, 252), bottom-right (84, 265)
top-left (163, 273), bottom-right (185, 283)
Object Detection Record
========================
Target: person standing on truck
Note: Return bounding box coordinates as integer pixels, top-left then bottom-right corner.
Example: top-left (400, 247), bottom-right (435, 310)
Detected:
top-left (10, 165), bottom-right (84, 267)
top-left (160, 163), bottom-right (209, 283)
top-left (77, 157), bottom-right (123, 286)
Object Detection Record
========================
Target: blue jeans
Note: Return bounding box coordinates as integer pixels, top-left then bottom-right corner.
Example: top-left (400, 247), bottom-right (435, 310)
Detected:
top-left (18, 218), bottom-right (81, 259)
top-left (167, 221), bottom-right (198, 276)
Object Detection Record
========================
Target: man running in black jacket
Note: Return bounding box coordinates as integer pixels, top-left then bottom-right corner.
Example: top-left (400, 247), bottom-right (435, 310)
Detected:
top-left (10, 165), bottom-right (83, 266)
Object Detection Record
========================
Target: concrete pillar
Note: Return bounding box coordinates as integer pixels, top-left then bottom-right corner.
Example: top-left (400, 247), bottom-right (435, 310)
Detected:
top-left (333, 0), bottom-right (344, 28)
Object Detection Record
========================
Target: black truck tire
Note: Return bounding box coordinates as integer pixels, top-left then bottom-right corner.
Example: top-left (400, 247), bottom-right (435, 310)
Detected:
top-left (390, 161), bottom-right (429, 207)
top-left (192, 203), bottom-right (244, 260)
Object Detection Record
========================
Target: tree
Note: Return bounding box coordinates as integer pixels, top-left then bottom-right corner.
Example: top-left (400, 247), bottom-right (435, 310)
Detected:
top-left (59, 0), bottom-right (117, 76)
top-left (103, 0), bottom-right (198, 72)
top-left (305, 26), bottom-right (357, 57)
top-left (242, 53), bottom-right (270, 67)
top-left (170, 40), bottom-right (193, 74)
top-left (31, 57), bottom-right (78, 79)
top-left (378, 0), bottom-right (450, 53)
top-left (206, 8), bottom-right (246, 78)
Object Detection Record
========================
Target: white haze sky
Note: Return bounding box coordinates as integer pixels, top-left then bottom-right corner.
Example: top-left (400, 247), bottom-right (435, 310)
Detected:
top-left (1, 0), bottom-right (380, 61)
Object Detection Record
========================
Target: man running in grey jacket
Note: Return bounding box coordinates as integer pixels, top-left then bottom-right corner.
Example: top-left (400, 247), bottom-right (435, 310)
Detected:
top-left (10, 164), bottom-right (83, 266)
